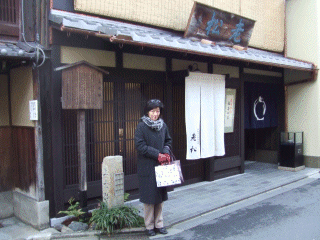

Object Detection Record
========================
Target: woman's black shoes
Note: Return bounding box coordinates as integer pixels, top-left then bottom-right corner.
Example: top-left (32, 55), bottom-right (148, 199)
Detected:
top-left (146, 229), bottom-right (156, 236)
top-left (156, 227), bottom-right (168, 234)
top-left (146, 227), bottom-right (168, 236)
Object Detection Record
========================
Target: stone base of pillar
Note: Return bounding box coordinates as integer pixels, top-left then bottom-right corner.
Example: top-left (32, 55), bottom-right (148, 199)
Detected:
top-left (13, 191), bottom-right (49, 230)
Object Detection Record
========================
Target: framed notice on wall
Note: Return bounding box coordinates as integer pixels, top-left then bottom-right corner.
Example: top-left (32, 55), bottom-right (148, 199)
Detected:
top-left (224, 89), bottom-right (236, 133)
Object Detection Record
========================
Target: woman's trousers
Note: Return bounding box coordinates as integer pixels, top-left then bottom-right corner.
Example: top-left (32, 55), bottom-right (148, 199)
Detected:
top-left (143, 202), bottom-right (164, 230)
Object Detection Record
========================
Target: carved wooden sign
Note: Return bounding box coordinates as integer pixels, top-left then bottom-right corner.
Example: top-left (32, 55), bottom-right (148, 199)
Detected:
top-left (55, 61), bottom-right (109, 109)
top-left (184, 2), bottom-right (256, 48)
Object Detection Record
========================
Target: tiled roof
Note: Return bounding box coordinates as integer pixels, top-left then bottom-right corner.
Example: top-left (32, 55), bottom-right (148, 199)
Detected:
top-left (49, 9), bottom-right (314, 71)
top-left (0, 42), bottom-right (37, 59)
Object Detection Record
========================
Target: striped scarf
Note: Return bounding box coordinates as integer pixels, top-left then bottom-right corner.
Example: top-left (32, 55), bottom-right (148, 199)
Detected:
top-left (141, 116), bottom-right (164, 131)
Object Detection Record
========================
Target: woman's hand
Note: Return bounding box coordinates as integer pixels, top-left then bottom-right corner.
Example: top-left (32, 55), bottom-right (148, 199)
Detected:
top-left (158, 153), bottom-right (171, 165)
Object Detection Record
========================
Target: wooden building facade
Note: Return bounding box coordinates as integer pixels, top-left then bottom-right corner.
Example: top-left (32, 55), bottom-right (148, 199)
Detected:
top-left (0, 0), bottom-right (50, 229)
top-left (0, 0), bottom-right (317, 227)
top-left (45, 1), bottom-right (316, 217)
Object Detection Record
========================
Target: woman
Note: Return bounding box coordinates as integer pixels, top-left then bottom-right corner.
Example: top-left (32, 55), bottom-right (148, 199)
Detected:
top-left (134, 99), bottom-right (172, 236)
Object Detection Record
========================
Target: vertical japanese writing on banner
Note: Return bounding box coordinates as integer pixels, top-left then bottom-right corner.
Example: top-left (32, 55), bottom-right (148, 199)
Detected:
top-left (189, 128), bottom-right (200, 154)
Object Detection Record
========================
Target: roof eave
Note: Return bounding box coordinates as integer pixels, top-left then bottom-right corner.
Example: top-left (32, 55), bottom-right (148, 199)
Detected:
top-left (49, 9), bottom-right (317, 77)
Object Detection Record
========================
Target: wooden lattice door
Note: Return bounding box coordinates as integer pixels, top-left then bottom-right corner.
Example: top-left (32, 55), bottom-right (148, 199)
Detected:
top-left (62, 70), bottom-right (166, 201)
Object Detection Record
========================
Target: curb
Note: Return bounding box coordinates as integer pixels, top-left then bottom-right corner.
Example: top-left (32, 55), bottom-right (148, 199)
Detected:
top-left (28, 168), bottom-right (320, 239)
top-left (28, 227), bottom-right (147, 240)
top-left (51, 230), bottom-right (102, 239)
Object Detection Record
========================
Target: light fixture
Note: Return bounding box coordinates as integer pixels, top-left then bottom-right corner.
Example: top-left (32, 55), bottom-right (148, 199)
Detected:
top-left (1, 49), bottom-right (8, 55)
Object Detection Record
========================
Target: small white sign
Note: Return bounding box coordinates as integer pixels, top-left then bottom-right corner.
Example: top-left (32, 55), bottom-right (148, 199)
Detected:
top-left (224, 89), bottom-right (236, 133)
top-left (29, 100), bottom-right (38, 120)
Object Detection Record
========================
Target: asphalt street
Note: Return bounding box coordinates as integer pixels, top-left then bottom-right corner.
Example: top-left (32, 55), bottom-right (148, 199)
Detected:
top-left (152, 174), bottom-right (320, 240)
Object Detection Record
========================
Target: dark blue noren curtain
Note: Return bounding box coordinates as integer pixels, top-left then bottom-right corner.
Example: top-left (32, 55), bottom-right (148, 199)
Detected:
top-left (244, 82), bottom-right (279, 129)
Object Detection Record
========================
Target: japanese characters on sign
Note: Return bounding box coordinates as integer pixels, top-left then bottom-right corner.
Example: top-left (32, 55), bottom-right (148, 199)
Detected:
top-left (190, 133), bottom-right (198, 153)
top-left (184, 2), bottom-right (255, 47)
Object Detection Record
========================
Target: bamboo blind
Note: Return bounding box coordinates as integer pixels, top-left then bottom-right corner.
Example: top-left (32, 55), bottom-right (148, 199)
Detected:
top-left (74, 0), bottom-right (284, 52)
top-left (74, 0), bottom-right (213, 31)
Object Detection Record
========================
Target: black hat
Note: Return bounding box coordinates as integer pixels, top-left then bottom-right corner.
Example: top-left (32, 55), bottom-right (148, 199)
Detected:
top-left (144, 99), bottom-right (164, 116)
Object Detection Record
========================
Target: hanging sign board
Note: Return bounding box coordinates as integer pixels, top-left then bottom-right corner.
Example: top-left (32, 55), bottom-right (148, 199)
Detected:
top-left (184, 2), bottom-right (256, 48)
top-left (55, 61), bottom-right (109, 110)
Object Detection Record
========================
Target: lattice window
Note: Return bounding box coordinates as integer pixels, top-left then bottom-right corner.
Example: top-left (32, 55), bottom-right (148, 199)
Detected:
top-left (0, 0), bottom-right (20, 37)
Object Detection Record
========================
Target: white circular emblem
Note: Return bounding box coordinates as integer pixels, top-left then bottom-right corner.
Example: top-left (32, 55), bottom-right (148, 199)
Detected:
top-left (253, 96), bottom-right (266, 121)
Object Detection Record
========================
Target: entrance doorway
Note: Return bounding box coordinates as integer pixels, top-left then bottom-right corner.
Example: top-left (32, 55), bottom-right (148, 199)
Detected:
top-left (243, 75), bottom-right (285, 165)
top-left (169, 71), bottom-right (242, 182)
top-left (245, 127), bottom-right (279, 164)
top-left (61, 69), bottom-right (166, 202)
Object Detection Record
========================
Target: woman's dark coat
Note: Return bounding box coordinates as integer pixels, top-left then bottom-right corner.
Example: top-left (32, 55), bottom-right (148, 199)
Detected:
top-left (134, 120), bottom-right (172, 204)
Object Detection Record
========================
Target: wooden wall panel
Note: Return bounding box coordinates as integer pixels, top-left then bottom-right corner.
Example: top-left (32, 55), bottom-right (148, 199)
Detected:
top-left (0, 127), bottom-right (13, 191)
top-left (12, 127), bottom-right (36, 191)
top-left (0, 127), bottom-right (36, 192)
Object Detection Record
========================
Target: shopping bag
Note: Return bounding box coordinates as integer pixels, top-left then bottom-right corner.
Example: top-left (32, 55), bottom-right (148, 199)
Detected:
top-left (167, 148), bottom-right (184, 183)
top-left (172, 160), bottom-right (184, 183)
top-left (155, 164), bottom-right (181, 187)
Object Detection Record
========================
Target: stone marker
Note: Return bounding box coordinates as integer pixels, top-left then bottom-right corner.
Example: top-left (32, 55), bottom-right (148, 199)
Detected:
top-left (102, 156), bottom-right (124, 208)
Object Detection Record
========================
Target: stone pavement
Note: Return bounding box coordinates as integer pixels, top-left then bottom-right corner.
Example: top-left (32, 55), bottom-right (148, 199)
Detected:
top-left (0, 161), bottom-right (319, 240)
top-left (0, 217), bottom-right (40, 240)
top-left (128, 161), bottom-right (319, 228)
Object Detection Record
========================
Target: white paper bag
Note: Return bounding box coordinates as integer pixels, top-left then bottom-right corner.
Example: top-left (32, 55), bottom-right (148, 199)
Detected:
top-left (155, 164), bottom-right (181, 187)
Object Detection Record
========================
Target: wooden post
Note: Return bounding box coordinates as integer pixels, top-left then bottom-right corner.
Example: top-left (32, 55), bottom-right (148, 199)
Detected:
top-left (33, 67), bottom-right (45, 202)
top-left (55, 61), bottom-right (108, 210)
top-left (77, 110), bottom-right (87, 207)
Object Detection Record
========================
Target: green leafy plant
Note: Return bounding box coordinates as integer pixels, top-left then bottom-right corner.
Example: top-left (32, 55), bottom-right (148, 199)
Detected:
top-left (89, 201), bottom-right (144, 234)
top-left (124, 192), bottom-right (130, 202)
top-left (58, 197), bottom-right (86, 219)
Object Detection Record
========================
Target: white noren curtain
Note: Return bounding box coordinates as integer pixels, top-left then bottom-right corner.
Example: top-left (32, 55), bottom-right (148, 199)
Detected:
top-left (185, 72), bottom-right (225, 160)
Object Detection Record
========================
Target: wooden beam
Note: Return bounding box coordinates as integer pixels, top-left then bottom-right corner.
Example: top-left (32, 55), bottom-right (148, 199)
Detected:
top-left (33, 67), bottom-right (45, 201)
top-left (77, 110), bottom-right (87, 192)
top-left (240, 67), bottom-right (245, 174)
top-left (51, 45), bottom-right (65, 215)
